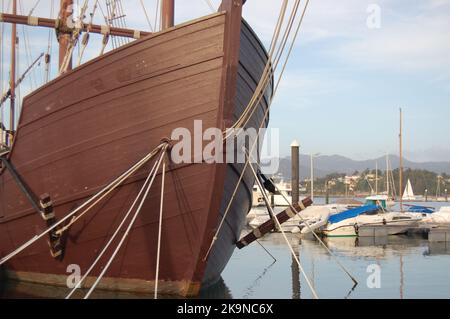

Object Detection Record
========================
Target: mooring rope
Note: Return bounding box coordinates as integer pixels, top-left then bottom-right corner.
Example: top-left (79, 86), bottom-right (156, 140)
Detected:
top-left (65, 145), bottom-right (166, 299)
top-left (0, 142), bottom-right (167, 266)
top-left (247, 153), bottom-right (319, 299)
top-left (55, 143), bottom-right (164, 236)
top-left (83, 145), bottom-right (168, 299)
top-left (246, 149), bottom-right (359, 287)
top-left (154, 157), bottom-right (166, 299)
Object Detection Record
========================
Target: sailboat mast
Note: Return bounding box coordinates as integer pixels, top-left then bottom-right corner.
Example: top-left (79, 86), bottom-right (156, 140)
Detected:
top-left (375, 161), bottom-right (378, 194)
top-left (9, 0), bottom-right (17, 145)
top-left (386, 153), bottom-right (390, 196)
top-left (399, 108), bottom-right (403, 212)
top-left (58, 0), bottom-right (73, 72)
top-left (161, 0), bottom-right (175, 30)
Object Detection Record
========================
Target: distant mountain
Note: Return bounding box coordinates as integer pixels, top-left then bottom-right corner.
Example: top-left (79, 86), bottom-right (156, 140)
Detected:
top-left (270, 154), bottom-right (450, 180)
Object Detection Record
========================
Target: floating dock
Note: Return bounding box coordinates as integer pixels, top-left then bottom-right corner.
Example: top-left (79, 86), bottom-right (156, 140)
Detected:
top-left (428, 227), bottom-right (450, 242)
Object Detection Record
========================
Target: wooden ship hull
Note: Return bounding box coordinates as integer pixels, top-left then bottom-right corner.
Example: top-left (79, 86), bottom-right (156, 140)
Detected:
top-left (0, 9), bottom-right (272, 297)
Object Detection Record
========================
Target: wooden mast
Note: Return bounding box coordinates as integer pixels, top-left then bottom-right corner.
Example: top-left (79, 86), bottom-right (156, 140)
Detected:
top-left (9, 0), bottom-right (17, 145)
top-left (58, 0), bottom-right (73, 72)
top-left (161, 0), bottom-right (175, 30)
top-left (399, 108), bottom-right (403, 212)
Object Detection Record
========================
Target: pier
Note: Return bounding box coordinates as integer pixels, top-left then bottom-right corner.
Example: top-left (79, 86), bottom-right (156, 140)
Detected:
top-left (428, 226), bottom-right (450, 242)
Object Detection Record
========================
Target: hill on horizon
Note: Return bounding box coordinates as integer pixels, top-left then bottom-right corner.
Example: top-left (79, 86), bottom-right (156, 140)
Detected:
top-left (268, 154), bottom-right (450, 180)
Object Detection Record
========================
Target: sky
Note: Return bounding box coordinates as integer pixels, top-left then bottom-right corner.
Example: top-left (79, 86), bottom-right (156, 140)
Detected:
top-left (0, 0), bottom-right (449, 162)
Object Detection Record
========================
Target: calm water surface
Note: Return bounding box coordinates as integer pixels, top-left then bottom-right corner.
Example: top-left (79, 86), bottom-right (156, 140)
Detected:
top-left (1, 199), bottom-right (449, 299)
top-left (216, 200), bottom-right (450, 299)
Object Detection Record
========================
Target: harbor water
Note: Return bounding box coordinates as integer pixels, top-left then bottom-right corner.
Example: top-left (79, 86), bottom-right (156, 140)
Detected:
top-left (1, 199), bottom-right (450, 299)
top-left (215, 199), bottom-right (450, 299)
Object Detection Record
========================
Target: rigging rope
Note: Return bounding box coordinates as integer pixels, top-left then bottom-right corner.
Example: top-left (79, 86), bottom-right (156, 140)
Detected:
top-left (0, 142), bottom-right (167, 266)
top-left (97, 1), bottom-right (111, 55)
top-left (115, 0), bottom-right (130, 46)
top-left (77, 0), bottom-right (99, 66)
top-left (19, 0), bottom-right (37, 90)
top-left (223, 0), bottom-right (291, 140)
top-left (83, 145), bottom-right (168, 299)
top-left (245, 149), bottom-right (359, 287)
top-left (45, 0), bottom-right (54, 82)
top-left (0, 0), bottom-right (6, 138)
top-left (203, 0), bottom-right (215, 13)
top-left (154, 156), bottom-right (166, 299)
top-left (59, 0), bottom-right (90, 73)
top-left (140, 0), bottom-right (154, 31)
top-left (204, 0), bottom-right (310, 261)
top-left (226, 0), bottom-right (303, 138)
top-left (247, 149), bottom-right (319, 299)
top-left (65, 145), bottom-right (167, 299)
top-left (27, 0), bottom-right (41, 16)
top-left (154, 0), bottom-right (160, 32)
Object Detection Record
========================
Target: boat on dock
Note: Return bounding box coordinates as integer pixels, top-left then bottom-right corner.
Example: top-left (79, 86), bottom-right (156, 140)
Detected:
top-left (0, 0), bottom-right (277, 297)
top-left (322, 205), bottom-right (423, 237)
top-left (423, 207), bottom-right (450, 224)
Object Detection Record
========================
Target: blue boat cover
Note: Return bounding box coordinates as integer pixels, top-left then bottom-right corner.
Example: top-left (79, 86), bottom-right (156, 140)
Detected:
top-left (407, 205), bottom-right (434, 214)
top-left (328, 205), bottom-right (380, 224)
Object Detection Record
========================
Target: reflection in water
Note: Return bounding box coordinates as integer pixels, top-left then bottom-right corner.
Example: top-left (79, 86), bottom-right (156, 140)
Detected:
top-left (425, 242), bottom-right (450, 256)
top-left (1, 276), bottom-right (234, 299)
top-left (222, 229), bottom-right (450, 299)
top-left (242, 261), bottom-right (276, 299)
top-left (291, 238), bottom-right (300, 299)
top-left (3, 231), bottom-right (450, 298)
top-left (0, 279), bottom-right (162, 299)
top-left (199, 278), bottom-right (233, 299)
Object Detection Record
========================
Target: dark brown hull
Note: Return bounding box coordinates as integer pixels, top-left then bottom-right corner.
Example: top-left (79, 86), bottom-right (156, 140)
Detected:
top-left (0, 12), bottom-right (271, 297)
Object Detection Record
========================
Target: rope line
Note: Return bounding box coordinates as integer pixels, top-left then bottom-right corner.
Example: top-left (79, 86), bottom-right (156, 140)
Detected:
top-left (203, 0), bottom-right (215, 13)
top-left (223, 0), bottom-right (290, 140)
top-left (77, 0), bottom-right (99, 66)
top-left (227, 0), bottom-right (303, 137)
top-left (0, 142), bottom-right (166, 266)
top-left (246, 149), bottom-right (359, 287)
top-left (65, 146), bottom-right (165, 299)
top-left (247, 151), bottom-right (319, 299)
top-left (83, 144), bottom-right (168, 299)
top-left (154, 157), bottom-right (166, 299)
top-left (140, 0), bottom-right (154, 31)
top-left (204, 0), bottom-right (310, 261)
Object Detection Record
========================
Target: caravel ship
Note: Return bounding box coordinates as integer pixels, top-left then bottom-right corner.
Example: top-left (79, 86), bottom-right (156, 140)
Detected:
top-left (0, 0), bottom-right (272, 296)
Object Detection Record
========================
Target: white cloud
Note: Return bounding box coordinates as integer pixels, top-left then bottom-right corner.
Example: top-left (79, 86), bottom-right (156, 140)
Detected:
top-left (336, 12), bottom-right (450, 71)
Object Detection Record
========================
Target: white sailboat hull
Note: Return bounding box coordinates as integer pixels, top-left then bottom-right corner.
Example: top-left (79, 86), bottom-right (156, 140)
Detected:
top-left (323, 212), bottom-right (422, 237)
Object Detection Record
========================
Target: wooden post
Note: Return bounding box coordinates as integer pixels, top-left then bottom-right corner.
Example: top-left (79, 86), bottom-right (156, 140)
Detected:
top-left (325, 181), bottom-right (329, 204)
top-left (9, 0), bottom-right (17, 144)
top-left (58, 0), bottom-right (73, 72)
top-left (161, 0), bottom-right (175, 30)
top-left (291, 239), bottom-right (300, 299)
top-left (291, 140), bottom-right (300, 205)
top-left (399, 108), bottom-right (403, 212)
top-left (425, 189), bottom-right (428, 202)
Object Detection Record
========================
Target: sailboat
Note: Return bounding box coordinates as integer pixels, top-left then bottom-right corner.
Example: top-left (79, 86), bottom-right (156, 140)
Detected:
top-left (402, 179), bottom-right (416, 201)
top-left (0, 0), bottom-right (305, 297)
top-left (322, 111), bottom-right (423, 237)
